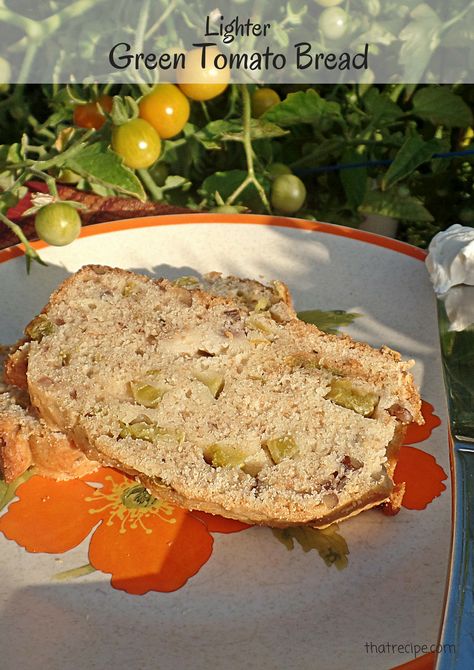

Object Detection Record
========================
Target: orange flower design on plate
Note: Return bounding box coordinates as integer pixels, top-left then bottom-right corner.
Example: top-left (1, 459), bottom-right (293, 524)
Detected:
top-left (396, 400), bottom-right (447, 510)
top-left (0, 468), bottom-right (249, 595)
top-left (0, 400), bottom-right (446, 593)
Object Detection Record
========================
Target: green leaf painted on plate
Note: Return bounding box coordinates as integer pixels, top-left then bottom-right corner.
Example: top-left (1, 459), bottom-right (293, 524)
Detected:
top-left (53, 562), bottom-right (97, 581)
top-left (272, 524), bottom-right (349, 570)
top-left (297, 309), bottom-right (361, 334)
top-left (0, 468), bottom-right (34, 512)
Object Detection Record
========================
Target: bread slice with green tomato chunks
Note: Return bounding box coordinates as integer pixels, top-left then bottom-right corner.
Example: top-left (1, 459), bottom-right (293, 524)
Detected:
top-left (21, 265), bottom-right (422, 527)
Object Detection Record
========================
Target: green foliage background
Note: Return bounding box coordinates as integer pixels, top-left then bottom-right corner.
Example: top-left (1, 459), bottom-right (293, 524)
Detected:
top-left (0, 82), bottom-right (473, 259)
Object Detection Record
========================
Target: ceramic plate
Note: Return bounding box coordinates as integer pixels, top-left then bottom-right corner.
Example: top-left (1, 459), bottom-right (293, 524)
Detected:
top-left (0, 215), bottom-right (450, 670)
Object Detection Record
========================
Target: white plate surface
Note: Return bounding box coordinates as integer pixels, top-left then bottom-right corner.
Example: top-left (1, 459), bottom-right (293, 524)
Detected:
top-left (0, 217), bottom-right (450, 670)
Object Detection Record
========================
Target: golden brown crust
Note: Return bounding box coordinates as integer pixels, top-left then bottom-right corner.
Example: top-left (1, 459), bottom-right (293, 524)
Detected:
top-left (1, 343), bottom-right (99, 482)
top-left (0, 413), bottom-right (33, 482)
top-left (4, 342), bottom-right (29, 389)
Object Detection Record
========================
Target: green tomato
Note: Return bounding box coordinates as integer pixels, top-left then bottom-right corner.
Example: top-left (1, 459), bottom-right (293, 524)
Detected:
top-left (271, 175), bottom-right (306, 215)
top-left (251, 88), bottom-right (281, 118)
top-left (35, 203), bottom-right (82, 246)
top-left (210, 205), bottom-right (241, 213)
top-left (111, 118), bottom-right (161, 169)
top-left (315, 0), bottom-right (343, 6)
top-left (319, 7), bottom-right (349, 40)
top-left (268, 163), bottom-right (293, 179)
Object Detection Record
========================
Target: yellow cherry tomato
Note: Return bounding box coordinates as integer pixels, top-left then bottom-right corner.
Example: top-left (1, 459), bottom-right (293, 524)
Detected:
top-left (177, 47), bottom-right (230, 101)
top-left (111, 118), bottom-right (161, 169)
top-left (139, 84), bottom-right (190, 139)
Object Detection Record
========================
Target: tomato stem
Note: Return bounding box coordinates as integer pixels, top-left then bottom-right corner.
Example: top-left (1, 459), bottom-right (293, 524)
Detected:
top-left (145, 0), bottom-right (179, 41)
top-left (137, 168), bottom-right (162, 201)
top-left (226, 85), bottom-right (271, 213)
top-left (0, 212), bottom-right (47, 272)
top-left (30, 169), bottom-right (58, 197)
top-left (200, 102), bottom-right (211, 125)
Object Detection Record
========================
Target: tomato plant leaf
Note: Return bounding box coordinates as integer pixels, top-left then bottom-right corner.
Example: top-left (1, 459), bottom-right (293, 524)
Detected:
top-left (201, 170), bottom-right (248, 200)
top-left (222, 119), bottom-right (288, 142)
top-left (195, 119), bottom-right (287, 147)
top-left (262, 89), bottom-right (341, 127)
top-left (382, 133), bottom-right (444, 189)
top-left (340, 148), bottom-right (367, 208)
top-left (362, 89), bottom-right (403, 125)
top-left (297, 309), bottom-right (361, 334)
top-left (412, 87), bottom-right (473, 128)
top-left (201, 170), bottom-right (268, 209)
top-left (0, 143), bottom-right (23, 168)
top-left (399, 4), bottom-right (441, 82)
top-left (194, 120), bottom-right (238, 150)
top-left (290, 138), bottom-right (345, 170)
top-left (65, 142), bottom-right (145, 200)
top-left (360, 189), bottom-right (434, 222)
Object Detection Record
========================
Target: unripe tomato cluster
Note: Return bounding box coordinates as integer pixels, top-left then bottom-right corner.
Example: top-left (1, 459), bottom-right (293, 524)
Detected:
top-left (73, 46), bottom-right (231, 172)
top-left (43, 62), bottom-right (306, 248)
top-left (35, 49), bottom-right (234, 246)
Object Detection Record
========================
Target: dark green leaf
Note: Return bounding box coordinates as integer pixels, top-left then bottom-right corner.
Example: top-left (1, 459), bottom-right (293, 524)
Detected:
top-left (363, 89), bottom-right (403, 125)
top-left (412, 87), bottom-right (473, 127)
top-left (360, 189), bottom-right (434, 222)
top-left (340, 149), bottom-right (367, 208)
top-left (65, 142), bottom-right (145, 200)
top-left (383, 133), bottom-right (444, 189)
top-left (262, 89), bottom-right (341, 127)
top-left (289, 138), bottom-right (345, 170)
top-left (297, 309), bottom-right (361, 334)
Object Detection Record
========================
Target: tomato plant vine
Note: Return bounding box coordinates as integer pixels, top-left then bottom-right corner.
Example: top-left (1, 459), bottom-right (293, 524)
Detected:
top-left (0, 80), bottom-right (472, 270)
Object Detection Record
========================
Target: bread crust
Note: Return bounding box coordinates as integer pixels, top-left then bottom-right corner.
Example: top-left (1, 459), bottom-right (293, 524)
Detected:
top-left (0, 345), bottom-right (99, 483)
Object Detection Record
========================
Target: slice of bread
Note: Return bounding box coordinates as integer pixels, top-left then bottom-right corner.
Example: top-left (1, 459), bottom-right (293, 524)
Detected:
top-left (22, 265), bottom-right (422, 527)
top-left (0, 346), bottom-right (100, 482)
top-left (1, 272), bottom-right (294, 482)
top-left (4, 272), bottom-right (293, 391)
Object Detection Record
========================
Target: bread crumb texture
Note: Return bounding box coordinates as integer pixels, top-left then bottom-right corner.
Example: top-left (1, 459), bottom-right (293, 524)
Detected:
top-left (24, 266), bottom-right (422, 527)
